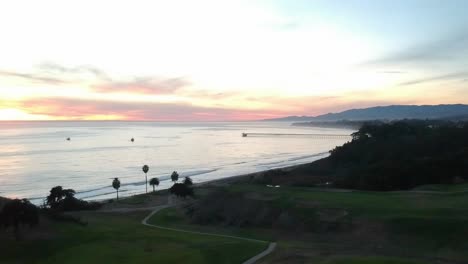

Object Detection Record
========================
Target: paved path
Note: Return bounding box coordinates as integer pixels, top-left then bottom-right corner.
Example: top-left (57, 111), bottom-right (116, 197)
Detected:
top-left (141, 205), bottom-right (276, 264)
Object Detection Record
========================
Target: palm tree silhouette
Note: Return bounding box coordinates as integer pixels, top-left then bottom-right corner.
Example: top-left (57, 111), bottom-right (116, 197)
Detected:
top-left (112, 178), bottom-right (121, 200)
top-left (149, 177), bottom-right (159, 192)
top-left (142, 165), bottom-right (149, 193)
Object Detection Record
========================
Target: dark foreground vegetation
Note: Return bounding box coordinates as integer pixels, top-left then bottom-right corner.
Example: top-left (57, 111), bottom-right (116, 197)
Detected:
top-left (332, 120), bottom-right (468, 190)
top-left (254, 120), bottom-right (468, 191)
top-left (45, 186), bottom-right (102, 211)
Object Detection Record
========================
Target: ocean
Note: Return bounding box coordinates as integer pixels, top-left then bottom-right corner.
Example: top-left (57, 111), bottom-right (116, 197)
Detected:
top-left (0, 121), bottom-right (353, 203)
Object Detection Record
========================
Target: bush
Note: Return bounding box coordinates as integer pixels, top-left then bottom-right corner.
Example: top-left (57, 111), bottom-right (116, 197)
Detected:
top-left (0, 199), bottom-right (39, 239)
top-left (169, 183), bottom-right (194, 198)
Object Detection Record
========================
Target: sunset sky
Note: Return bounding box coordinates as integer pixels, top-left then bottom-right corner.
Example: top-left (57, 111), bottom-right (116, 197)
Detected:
top-left (1, 0), bottom-right (467, 121)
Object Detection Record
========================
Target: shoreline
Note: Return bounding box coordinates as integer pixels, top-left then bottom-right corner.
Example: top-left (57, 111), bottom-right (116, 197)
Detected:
top-left (92, 161), bottom-right (318, 204)
top-left (196, 162), bottom-right (312, 187)
top-left (2, 158), bottom-right (325, 205)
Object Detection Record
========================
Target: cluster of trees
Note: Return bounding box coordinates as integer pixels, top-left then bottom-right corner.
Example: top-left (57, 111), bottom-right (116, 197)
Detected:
top-left (111, 165), bottom-right (194, 200)
top-left (0, 199), bottom-right (39, 240)
top-left (329, 120), bottom-right (468, 190)
top-left (45, 186), bottom-right (101, 211)
top-left (169, 178), bottom-right (194, 198)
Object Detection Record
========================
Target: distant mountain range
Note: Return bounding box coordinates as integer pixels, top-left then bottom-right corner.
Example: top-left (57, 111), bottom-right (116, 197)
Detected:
top-left (263, 104), bottom-right (468, 122)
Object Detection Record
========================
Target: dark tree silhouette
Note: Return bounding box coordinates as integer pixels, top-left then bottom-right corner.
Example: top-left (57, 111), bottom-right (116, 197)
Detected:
top-left (328, 120), bottom-right (468, 190)
top-left (45, 186), bottom-right (101, 211)
top-left (171, 171), bottom-right (179, 183)
top-left (112, 178), bottom-right (121, 200)
top-left (0, 199), bottom-right (39, 240)
top-left (142, 165), bottom-right (149, 193)
top-left (183, 176), bottom-right (193, 186)
top-left (169, 183), bottom-right (194, 198)
top-left (46, 186), bottom-right (76, 210)
top-left (149, 177), bottom-right (159, 192)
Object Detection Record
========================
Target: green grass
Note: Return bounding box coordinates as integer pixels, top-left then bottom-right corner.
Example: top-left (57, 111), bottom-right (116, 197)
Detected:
top-left (319, 256), bottom-right (425, 264)
top-left (228, 184), bottom-right (468, 218)
top-left (112, 192), bottom-right (163, 205)
top-left (0, 211), bottom-right (266, 264)
top-left (412, 183), bottom-right (468, 192)
top-left (3, 182), bottom-right (467, 264)
top-left (224, 183), bottom-right (468, 262)
top-left (148, 207), bottom-right (275, 242)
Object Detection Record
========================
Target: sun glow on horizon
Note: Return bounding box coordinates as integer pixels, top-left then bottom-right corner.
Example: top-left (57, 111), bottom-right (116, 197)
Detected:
top-left (0, 0), bottom-right (467, 121)
top-left (0, 108), bottom-right (50, 121)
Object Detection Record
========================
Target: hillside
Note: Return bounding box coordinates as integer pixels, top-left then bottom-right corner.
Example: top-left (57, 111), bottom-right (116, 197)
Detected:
top-left (264, 104), bottom-right (468, 122)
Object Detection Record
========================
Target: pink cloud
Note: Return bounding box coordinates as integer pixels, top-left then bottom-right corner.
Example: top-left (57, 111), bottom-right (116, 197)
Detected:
top-left (19, 97), bottom-right (286, 121)
top-left (93, 77), bottom-right (188, 95)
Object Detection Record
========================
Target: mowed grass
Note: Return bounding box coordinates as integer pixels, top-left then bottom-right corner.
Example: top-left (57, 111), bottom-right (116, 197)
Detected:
top-left (148, 207), bottom-right (275, 242)
top-left (412, 183), bottom-right (468, 192)
top-left (228, 184), bottom-right (468, 263)
top-left (228, 184), bottom-right (468, 218)
top-left (319, 256), bottom-right (426, 264)
top-left (0, 211), bottom-right (266, 264)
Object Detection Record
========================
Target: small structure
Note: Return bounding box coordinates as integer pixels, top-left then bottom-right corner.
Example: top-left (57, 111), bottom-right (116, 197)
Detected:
top-left (242, 133), bottom-right (247, 137)
top-left (66, 137), bottom-right (71, 141)
top-left (131, 138), bottom-right (135, 142)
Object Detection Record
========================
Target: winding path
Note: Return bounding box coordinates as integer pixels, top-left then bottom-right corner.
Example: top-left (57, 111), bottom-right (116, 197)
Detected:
top-left (140, 205), bottom-right (276, 264)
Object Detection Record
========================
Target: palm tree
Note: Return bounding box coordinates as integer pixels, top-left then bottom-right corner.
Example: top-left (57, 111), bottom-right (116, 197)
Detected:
top-left (171, 171), bottom-right (179, 183)
top-left (142, 165), bottom-right (149, 193)
top-left (112, 178), bottom-right (121, 200)
top-left (149, 177), bottom-right (159, 192)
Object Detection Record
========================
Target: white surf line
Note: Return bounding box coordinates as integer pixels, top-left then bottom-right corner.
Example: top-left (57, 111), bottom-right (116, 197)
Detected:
top-left (141, 205), bottom-right (277, 264)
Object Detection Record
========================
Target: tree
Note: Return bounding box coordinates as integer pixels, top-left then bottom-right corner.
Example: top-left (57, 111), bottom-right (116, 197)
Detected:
top-left (0, 199), bottom-right (39, 240)
top-left (169, 183), bottom-right (194, 198)
top-left (183, 176), bottom-right (193, 186)
top-left (149, 177), bottom-right (159, 192)
top-left (171, 171), bottom-right (179, 183)
top-left (142, 165), bottom-right (149, 193)
top-left (112, 178), bottom-right (121, 200)
top-left (328, 120), bottom-right (468, 191)
top-left (45, 186), bottom-right (101, 211)
top-left (46, 186), bottom-right (76, 210)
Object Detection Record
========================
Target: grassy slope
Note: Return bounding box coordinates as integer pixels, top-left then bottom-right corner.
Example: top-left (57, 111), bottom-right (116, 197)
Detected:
top-left (150, 183), bottom-right (468, 264)
top-left (0, 211), bottom-right (266, 264)
top-left (412, 183), bottom-right (468, 192)
top-left (235, 184), bottom-right (468, 262)
top-left (318, 256), bottom-right (425, 264)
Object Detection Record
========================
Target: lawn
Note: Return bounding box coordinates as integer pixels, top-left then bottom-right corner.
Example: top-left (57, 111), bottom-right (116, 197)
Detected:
top-left (2, 182), bottom-right (467, 264)
top-left (318, 256), bottom-right (426, 264)
top-left (412, 183), bottom-right (468, 192)
top-left (153, 183), bottom-right (468, 264)
top-left (0, 210), bottom-right (267, 264)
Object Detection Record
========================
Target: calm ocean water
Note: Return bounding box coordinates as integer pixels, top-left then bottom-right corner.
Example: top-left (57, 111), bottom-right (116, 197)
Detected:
top-left (0, 121), bottom-right (353, 203)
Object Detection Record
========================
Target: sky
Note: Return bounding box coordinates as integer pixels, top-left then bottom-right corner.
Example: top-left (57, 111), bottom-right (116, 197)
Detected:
top-left (0, 0), bottom-right (467, 121)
